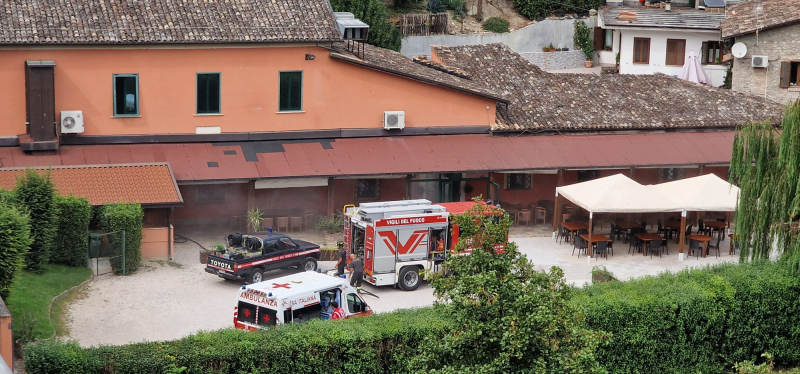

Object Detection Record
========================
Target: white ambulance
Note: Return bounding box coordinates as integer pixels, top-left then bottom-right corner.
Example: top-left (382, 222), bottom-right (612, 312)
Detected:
top-left (342, 199), bottom-right (482, 291)
top-left (233, 271), bottom-right (371, 330)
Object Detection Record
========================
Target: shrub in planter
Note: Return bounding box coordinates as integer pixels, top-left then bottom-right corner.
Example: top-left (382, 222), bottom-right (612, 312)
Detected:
top-left (591, 265), bottom-right (616, 283)
top-left (482, 17), bottom-right (510, 33)
top-left (99, 203), bottom-right (144, 274)
top-left (52, 195), bottom-right (92, 267)
top-left (13, 169), bottom-right (58, 273)
top-left (316, 213), bottom-right (343, 247)
top-left (0, 202), bottom-right (32, 299)
top-left (573, 20), bottom-right (594, 62)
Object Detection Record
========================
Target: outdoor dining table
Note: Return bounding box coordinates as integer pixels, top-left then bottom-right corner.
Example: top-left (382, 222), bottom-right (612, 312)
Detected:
top-left (561, 222), bottom-right (588, 244)
top-left (703, 221), bottom-right (727, 240)
top-left (580, 234), bottom-right (613, 243)
top-left (614, 221), bottom-right (641, 243)
top-left (634, 233), bottom-right (665, 256)
top-left (688, 234), bottom-right (713, 258)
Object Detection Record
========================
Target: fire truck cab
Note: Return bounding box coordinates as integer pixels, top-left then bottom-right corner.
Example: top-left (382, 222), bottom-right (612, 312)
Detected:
top-left (343, 199), bottom-right (476, 291)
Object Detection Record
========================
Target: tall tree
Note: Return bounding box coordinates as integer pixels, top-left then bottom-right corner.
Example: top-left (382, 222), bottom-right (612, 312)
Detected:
top-left (730, 100), bottom-right (799, 262)
top-left (14, 170), bottom-right (58, 272)
top-left (413, 202), bottom-right (607, 373)
top-left (330, 0), bottom-right (402, 51)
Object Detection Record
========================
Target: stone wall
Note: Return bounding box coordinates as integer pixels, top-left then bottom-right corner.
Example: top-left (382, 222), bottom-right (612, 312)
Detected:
top-left (400, 18), bottom-right (597, 60)
top-left (519, 50), bottom-right (588, 70)
top-left (731, 23), bottom-right (800, 104)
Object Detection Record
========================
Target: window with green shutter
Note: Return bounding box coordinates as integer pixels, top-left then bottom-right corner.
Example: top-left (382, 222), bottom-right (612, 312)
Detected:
top-left (279, 71), bottom-right (303, 112)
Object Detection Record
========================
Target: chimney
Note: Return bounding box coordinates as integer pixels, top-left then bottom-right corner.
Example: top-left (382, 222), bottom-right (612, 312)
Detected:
top-left (665, 0), bottom-right (671, 11)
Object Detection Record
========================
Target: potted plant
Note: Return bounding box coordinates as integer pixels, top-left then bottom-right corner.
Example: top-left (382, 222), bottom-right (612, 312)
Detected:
top-left (548, 43), bottom-right (556, 52)
top-left (316, 212), bottom-right (344, 247)
top-left (246, 208), bottom-right (264, 232)
top-left (591, 266), bottom-right (617, 283)
top-left (200, 243), bottom-right (224, 264)
top-left (542, 46), bottom-right (549, 52)
top-left (573, 20), bottom-right (594, 68)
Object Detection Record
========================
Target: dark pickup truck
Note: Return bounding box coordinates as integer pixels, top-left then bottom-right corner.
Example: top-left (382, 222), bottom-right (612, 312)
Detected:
top-left (205, 232), bottom-right (321, 284)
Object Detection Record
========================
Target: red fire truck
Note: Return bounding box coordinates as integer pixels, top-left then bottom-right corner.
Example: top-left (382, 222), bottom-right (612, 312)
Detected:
top-left (342, 199), bottom-right (484, 291)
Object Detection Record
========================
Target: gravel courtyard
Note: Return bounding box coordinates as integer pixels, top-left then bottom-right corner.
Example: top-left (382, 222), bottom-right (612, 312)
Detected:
top-left (65, 235), bottom-right (736, 347)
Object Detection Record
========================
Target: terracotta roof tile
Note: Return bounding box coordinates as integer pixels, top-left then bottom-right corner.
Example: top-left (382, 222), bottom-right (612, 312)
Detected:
top-left (0, 163), bottom-right (183, 206)
top-left (0, 0), bottom-right (341, 45)
top-left (329, 42), bottom-right (507, 103)
top-left (431, 43), bottom-right (783, 131)
top-left (722, 0), bottom-right (800, 38)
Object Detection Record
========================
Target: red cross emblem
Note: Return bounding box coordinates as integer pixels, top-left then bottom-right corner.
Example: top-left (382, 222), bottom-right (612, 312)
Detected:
top-left (272, 283), bottom-right (291, 289)
top-left (243, 309), bottom-right (251, 318)
top-left (262, 314), bottom-right (270, 323)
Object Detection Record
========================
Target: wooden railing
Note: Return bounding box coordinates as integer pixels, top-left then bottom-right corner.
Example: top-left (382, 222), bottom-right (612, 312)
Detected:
top-left (399, 13), bottom-right (449, 36)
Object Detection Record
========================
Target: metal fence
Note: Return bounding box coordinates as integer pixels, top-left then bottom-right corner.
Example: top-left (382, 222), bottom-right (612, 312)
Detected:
top-left (87, 231), bottom-right (126, 276)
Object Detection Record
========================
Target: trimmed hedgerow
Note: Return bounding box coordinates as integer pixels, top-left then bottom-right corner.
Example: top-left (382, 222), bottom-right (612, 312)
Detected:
top-left (52, 195), bottom-right (92, 267)
top-left (24, 307), bottom-right (448, 374)
top-left (99, 203), bottom-right (144, 274)
top-left (482, 16), bottom-right (510, 33)
top-left (14, 169), bottom-right (58, 273)
top-left (0, 202), bottom-right (32, 299)
top-left (573, 261), bottom-right (800, 373)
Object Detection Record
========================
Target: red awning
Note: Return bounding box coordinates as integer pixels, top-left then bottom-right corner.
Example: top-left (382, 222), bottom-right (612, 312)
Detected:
top-left (0, 131), bottom-right (735, 182)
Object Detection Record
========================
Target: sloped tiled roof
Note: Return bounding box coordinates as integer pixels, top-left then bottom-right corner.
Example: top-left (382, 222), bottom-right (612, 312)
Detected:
top-left (722, 0), bottom-right (800, 38)
top-left (600, 6), bottom-right (724, 30)
top-left (0, 0), bottom-right (341, 45)
top-left (329, 42), bottom-right (507, 103)
top-left (0, 163), bottom-right (183, 206)
top-left (431, 43), bottom-right (782, 131)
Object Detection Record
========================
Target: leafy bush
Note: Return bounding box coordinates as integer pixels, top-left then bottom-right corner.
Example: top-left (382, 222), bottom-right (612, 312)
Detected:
top-left (24, 307), bottom-right (448, 374)
top-left (427, 0), bottom-right (446, 13)
top-left (573, 19), bottom-right (593, 61)
top-left (512, 0), bottom-right (603, 20)
top-left (574, 261), bottom-right (800, 373)
top-left (482, 16), bottom-right (510, 33)
top-left (14, 169), bottom-right (58, 273)
top-left (52, 195), bottom-right (91, 267)
top-left (316, 212), bottom-right (344, 234)
top-left (0, 202), bottom-right (32, 299)
top-left (0, 188), bottom-right (13, 204)
top-left (99, 203), bottom-right (144, 274)
top-left (445, 0), bottom-right (466, 17)
top-left (330, 0), bottom-right (402, 51)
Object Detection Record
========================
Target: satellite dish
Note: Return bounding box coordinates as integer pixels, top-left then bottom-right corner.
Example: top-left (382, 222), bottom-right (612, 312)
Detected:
top-left (732, 42), bottom-right (747, 58)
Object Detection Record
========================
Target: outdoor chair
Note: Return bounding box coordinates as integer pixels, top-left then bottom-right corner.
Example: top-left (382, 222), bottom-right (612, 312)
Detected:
top-left (517, 209), bottom-right (532, 227)
top-left (289, 216), bottom-right (303, 232)
top-left (689, 239), bottom-right (702, 259)
top-left (610, 222), bottom-right (624, 241)
top-left (558, 224), bottom-right (570, 244)
top-left (276, 216), bottom-right (289, 232)
top-left (648, 238), bottom-right (663, 258)
top-left (706, 236), bottom-right (722, 258)
top-left (573, 237), bottom-right (588, 258)
top-left (594, 241), bottom-right (609, 260)
top-left (627, 227), bottom-right (644, 247)
top-left (534, 207), bottom-right (547, 225)
top-left (697, 219), bottom-right (711, 236)
top-left (262, 217), bottom-right (274, 232)
top-left (629, 236), bottom-right (644, 255)
top-left (657, 219), bottom-right (666, 238)
top-left (680, 224), bottom-right (694, 245)
top-left (640, 221), bottom-right (648, 230)
top-left (661, 238), bottom-right (669, 255)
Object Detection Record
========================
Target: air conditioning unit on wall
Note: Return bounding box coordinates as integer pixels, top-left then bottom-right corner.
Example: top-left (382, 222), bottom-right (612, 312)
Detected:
top-left (752, 55), bottom-right (769, 68)
top-left (383, 111), bottom-right (405, 130)
top-left (60, 111), bottom-right (84, 134)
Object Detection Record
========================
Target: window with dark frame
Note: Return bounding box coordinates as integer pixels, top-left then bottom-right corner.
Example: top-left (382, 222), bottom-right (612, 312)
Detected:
top-left (701, 41), bottom-right (722, 64)
top-left (659, 168), bottom-right (686, 182)
top-left (196, 73), bottom-right (221, 114)
top-left (665, 39), bottom-right (686, 66)
top-left (505, 173), bottom-right (532, 190)
top-left (113, 74), bottom-right (139, 116)
top-left (633, 38), bottom-right (650, 64)
top-left (355, 179), bottom-right (380, 200)
top-left (195, 185), bottom-right (226, 204)
top-left (279, 71), bottom-right (303, 112)
top-left (779, 61), bottom-right (800, 88)
top-left (577, 170), bottom-right (599, 182)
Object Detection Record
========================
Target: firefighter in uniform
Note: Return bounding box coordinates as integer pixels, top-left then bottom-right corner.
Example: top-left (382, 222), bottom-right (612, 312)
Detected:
top-left (347, 253), bottom-right (364, 293)
top-left (335, 241), bottom-right (347, 276)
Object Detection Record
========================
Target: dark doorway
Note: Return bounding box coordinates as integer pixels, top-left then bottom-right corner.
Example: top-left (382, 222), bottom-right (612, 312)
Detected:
top-left (438, 173), bottom-right (462, 203)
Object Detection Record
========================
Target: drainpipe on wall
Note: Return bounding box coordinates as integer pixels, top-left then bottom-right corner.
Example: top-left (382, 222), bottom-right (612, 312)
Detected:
top-left (168, 208), bottom-right (174, 260)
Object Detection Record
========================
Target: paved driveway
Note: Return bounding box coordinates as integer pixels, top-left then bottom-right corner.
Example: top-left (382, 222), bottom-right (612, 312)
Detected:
top-left (65, 236), bottom-right (735, 347)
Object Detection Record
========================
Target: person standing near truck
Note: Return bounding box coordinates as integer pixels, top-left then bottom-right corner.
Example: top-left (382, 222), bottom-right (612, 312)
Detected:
top-left (335, 241), bottom-right (347, 276)
top-left (347, 253), bottom-right (364, 293)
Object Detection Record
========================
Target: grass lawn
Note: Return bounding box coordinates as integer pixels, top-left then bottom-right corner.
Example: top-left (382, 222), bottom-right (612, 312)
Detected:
top-left (5, 264), bottom-right (92, 341)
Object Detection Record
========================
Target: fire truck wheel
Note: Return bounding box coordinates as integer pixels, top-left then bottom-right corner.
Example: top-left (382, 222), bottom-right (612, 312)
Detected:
top-left (247, 269), bottom-right (264, 284)
top-left (302, 258), bottom-right (318, 272)
top-left (398, 266), bottom-right (421, 291)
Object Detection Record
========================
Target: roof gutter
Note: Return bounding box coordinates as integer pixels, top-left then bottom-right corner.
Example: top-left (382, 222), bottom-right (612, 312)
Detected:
top-left (329, 52), bottom-right (509, 104)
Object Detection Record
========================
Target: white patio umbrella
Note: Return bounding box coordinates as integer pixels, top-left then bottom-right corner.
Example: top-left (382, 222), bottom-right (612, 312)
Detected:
top-left (678, 50), bottom-right (710, 85)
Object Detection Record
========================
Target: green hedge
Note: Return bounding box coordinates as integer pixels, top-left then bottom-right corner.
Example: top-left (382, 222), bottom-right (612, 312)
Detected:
top-left (482, 17), bottom-right (510, 33)
top-left (14, 169), bottom-right (58, 273)
top-left (99, 203), bottom-right (144, 274)
top-left (573, 261), bottom-right (800, 373)
top-left (24, 307), bottom-right (448, 374)
top-left (52, 195), bottom-right (92, 267)
top-left (0, 202), bottom-right (32, 299)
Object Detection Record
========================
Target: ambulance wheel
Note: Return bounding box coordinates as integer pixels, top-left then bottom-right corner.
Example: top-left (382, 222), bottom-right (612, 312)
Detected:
top-left (302, 258), bottom-right (318, 272)
top-left (398, 266), bottom-right (421, 291)
top-left (247, 269), bottom-right (264, 284)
